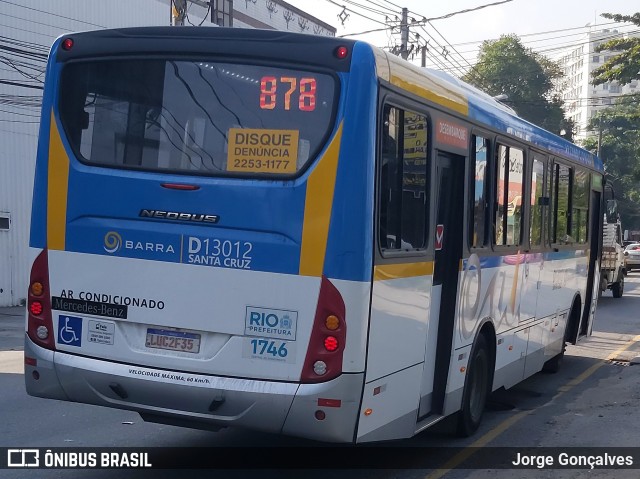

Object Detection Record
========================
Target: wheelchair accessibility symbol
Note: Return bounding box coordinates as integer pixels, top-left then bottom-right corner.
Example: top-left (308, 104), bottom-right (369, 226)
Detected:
top-left (58, 315), bottom-right (82, 347)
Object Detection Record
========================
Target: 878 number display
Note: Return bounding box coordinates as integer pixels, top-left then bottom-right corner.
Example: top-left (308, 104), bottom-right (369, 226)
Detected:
top-left (259, 76), bottom-right (317, 112)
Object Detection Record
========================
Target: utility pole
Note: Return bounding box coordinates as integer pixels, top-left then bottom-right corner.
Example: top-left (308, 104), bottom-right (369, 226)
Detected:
top-left (400, 7), bottom-right (409, 60)
top-left (421, 45), bottom-right (426, 67)
top-left (172, 0), bottom-right (187, 26)
top-left (597, 114), bottom-right (603, 158)
top-left (172, 0), bottom-right (211, 26)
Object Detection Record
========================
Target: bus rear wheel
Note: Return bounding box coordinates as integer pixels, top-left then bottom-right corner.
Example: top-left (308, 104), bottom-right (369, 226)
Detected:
top-left (456, 334), bottom-right (491, 437)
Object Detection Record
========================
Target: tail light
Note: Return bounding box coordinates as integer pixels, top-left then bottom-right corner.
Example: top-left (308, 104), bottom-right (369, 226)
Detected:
top-left (301, 276), bottom-right (346, 383)
top-left (27, 249), bottom-right (56, 351)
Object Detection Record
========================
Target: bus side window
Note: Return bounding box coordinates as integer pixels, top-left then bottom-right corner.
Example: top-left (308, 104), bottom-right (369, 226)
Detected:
top-left (471, 135), bottom-right (488, 248)
top-left (530, 157), bottom-right (545, 247)
top-left (378, 105), bottom-right (429, 252)
top-left (553, 163), bottom-right (572, 244)
top-left (494, 144), bottom-right (524, 247)
top-left (379, 105), bottom-right (401, 250)
top-left (573, 168), bottom-right (589, 243)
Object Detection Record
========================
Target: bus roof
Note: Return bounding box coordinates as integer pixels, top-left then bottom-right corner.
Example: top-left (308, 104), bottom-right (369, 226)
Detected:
top-left (373, 48), bottom-right (604, 172)
top-left (53, 27), bottom-right (602, 173)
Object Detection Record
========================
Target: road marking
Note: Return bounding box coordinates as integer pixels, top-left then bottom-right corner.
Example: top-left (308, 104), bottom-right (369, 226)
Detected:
top-left (425, 334), bottom-right (640, 479)
top-left (0, 350), bottom-right (24, 374)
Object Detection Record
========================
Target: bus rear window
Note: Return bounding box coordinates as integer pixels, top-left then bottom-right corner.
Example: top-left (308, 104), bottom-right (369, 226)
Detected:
top-left (59, 59), bottom-right (337, 176)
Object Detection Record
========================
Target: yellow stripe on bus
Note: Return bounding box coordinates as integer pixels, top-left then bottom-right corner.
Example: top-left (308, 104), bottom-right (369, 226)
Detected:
top-left (299, 123), bottom-right (343, 277)
top-left (384, 54), bottom-right (469, 116)
top-left (47, 111), bottom-right (70, 251)
top-left (374, 262), bottom-right (434, 281)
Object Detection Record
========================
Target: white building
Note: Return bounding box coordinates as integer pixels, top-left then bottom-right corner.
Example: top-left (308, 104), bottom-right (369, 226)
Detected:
top-left (0, 0), bottom-right (334, 306)
top-left (558, 28), bottom-right (640, 143)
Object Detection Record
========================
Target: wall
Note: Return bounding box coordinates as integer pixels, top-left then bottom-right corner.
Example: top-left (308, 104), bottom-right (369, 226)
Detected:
top-left (0, 0), bottom-right (334, 306)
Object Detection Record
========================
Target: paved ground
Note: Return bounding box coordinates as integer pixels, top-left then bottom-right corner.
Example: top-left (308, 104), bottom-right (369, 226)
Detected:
top-left (2, 283), bottom-right (640, 479)
top-left (0, 306), bottom-right (24, 374)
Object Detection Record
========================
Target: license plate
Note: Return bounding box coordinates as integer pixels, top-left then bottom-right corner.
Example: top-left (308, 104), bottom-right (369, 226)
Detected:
top-left (145, 328), bottom-right (201, 354)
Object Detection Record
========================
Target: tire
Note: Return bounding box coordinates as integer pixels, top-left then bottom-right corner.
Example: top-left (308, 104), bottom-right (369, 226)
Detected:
top-left (456, 334), bottom-right (491, 437)
top-left (612, 274), bottom-right (624, 298)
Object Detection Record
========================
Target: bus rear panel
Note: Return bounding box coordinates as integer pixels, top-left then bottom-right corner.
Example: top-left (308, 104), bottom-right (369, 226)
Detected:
top-left (26, 28), bottom-right (377, 443)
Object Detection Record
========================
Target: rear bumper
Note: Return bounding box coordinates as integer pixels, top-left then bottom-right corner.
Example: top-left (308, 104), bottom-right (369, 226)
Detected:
top-left (24, 336), bottom-right (363, 442)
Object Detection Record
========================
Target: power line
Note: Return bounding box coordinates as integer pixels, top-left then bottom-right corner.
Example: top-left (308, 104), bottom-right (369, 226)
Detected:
top-left (324, 0), bottom-right (388, 27)
top-left (411, 0), bottom-right (513, 23)
top-left (0, 106), bottom-right (40, 117)
top-left (0, 78), bottom-right (43, 90)
top-left (448, 20), bottom-right (627, 49)
top-left (0, 21), bottom-right (59, 39)
top-left (0, 0), bottom-right (107, 28)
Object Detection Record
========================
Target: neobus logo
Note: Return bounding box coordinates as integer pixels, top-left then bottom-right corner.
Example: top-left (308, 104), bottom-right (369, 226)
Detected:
top-left (103, 231), bottom-right (176, 255)
top-left (139, 209), bottom-right (219, 224)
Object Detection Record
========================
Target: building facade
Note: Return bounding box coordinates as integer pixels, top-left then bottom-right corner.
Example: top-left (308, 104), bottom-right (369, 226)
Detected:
top-left (175, 0), bottom-right (335, 35)
top-left (558, 28), bottom-right (639, 143)
top-left (0, 0), bottom-right (334, 306)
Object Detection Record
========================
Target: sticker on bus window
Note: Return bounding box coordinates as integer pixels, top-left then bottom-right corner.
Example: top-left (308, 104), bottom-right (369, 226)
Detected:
top-left (227, 128), bottom-right (299, 174)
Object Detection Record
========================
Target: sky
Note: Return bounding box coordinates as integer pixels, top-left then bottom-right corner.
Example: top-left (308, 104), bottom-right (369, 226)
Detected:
top-left (284, 0), bottom-right (639, 72)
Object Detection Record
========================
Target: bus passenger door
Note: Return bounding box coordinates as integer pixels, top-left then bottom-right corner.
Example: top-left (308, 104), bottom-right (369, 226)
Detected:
top-left (577, 189), bottom-right (602, 340)
top-left (419, 152), bottom-right (464, 418)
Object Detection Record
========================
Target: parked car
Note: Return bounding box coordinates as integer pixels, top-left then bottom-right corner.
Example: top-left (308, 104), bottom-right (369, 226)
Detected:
top-left (624, 243), bottom-right (640, 273)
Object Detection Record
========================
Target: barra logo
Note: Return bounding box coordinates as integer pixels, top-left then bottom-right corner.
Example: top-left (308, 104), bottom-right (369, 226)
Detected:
top-left (103, 231), bottom-right (122, 253)
top-left (102, 231), bottom-right (176, 255)
top-left (244, 306), bottom-right (298, 340)
top-left (8, 449), bottom-right (39, 467)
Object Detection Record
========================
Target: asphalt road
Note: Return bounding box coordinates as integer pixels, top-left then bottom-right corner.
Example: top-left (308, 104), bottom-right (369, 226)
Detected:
top-left (2, 274), bottom-right (640, 478)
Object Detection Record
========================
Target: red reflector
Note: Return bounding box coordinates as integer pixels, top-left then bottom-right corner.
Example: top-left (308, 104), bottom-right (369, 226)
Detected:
top-left (335, 46), bottom-right (349, 59)
top-left (30, 301), bottom-right (43, 316)
top-left (62, 38), bottom-right (74, 51)
top-left (324, 336), bottom-right (338, 352)
top-left (161, 183), bottom-right (200, 191)
top-left (318, 398), bottom-right (342, 408)
top-left (25, 357), bottom-right (37, 367)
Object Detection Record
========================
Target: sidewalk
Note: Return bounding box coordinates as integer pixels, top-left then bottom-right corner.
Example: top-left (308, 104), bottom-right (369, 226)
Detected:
top-left (0, 306), bottom-right (25, 354)
top-left (0, 306), bottom-right (25, 318)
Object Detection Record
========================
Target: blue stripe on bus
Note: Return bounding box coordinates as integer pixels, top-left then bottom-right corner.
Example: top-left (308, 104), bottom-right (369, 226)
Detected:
top-left (323, 43), bottom-right (378, 282)
top-left (467, 101), bottom-right (603, 172)
top-left (463, 250), bottom-right (588, 270)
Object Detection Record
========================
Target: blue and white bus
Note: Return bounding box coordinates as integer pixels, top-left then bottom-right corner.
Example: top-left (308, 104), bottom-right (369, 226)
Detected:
top-left (26, 27), bottom-right (603, 443)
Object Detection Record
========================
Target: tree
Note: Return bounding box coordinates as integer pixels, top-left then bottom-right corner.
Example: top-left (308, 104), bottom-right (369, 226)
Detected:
top-left (591, 13), bottom-right (640, 86)
top-left (463, 35), bottom-right (573, 139)
top-left (582, 94), bottom-right (640, 228)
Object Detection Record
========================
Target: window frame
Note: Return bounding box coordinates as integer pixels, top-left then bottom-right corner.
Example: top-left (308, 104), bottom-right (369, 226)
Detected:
top-left (468, 130), bottom-right (493, 251)
top-left (375, 95), bottom-right (431, 259)
top-left (550, 158), bottom-right (575, 246)
top-left (527, 151), bottom-right (549, 252)
top-left (0, 212), bottom-right (9, 231)
top-left (492, 138), bottom-right (526, 250)
top-left (572, 166), bottom-right (591, 245)
top-left (57, 57), bottom-right (341, 180)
